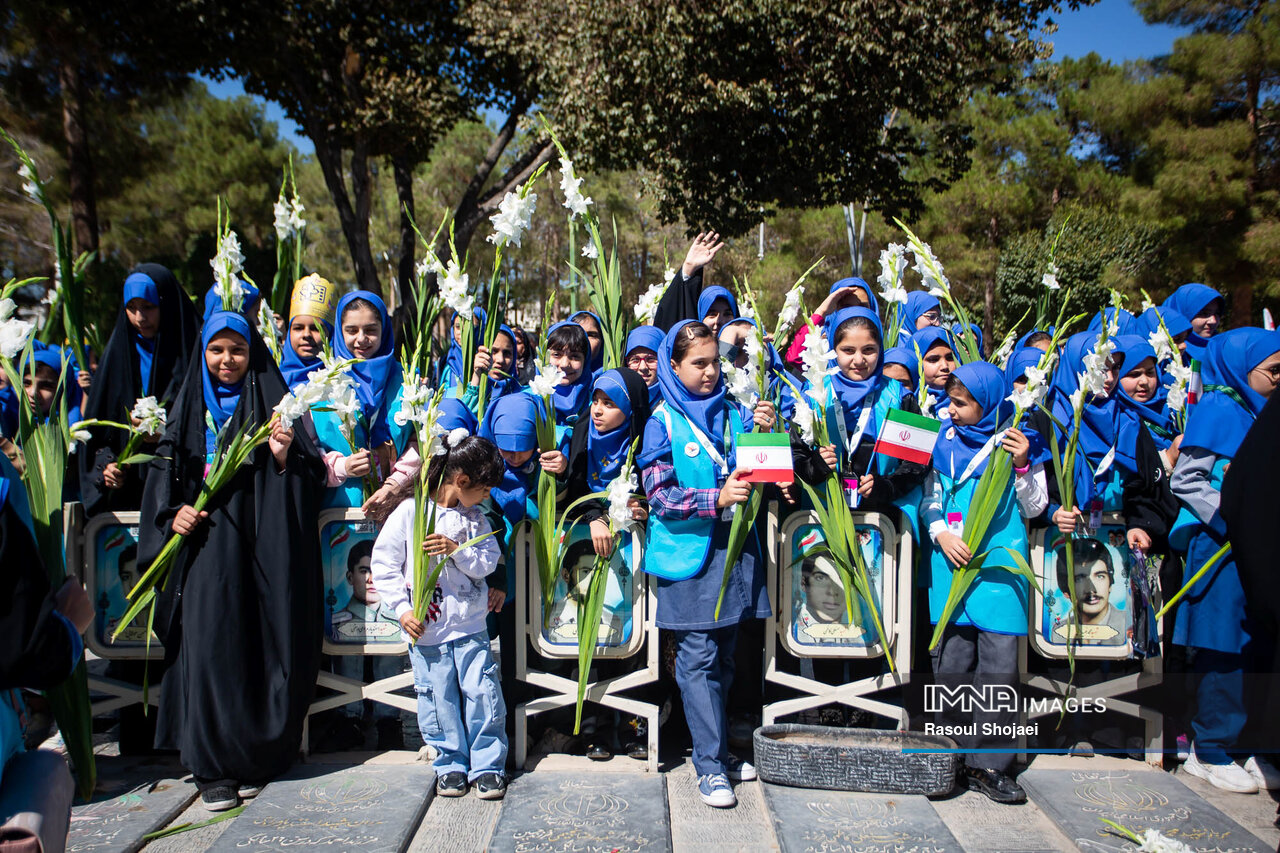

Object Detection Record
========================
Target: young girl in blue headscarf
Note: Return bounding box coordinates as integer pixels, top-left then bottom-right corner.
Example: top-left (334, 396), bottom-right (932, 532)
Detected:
top-left (791, 307), bottom-right (929, 516)
top-left (922, 362), bottom-right (1048, 804)
top-left (534, 322), bottom-right (594, 464)
top-left (894, 291), bottom-right (942, 347)
top-left (910, 327), bottom-right (957, 419)
top-left (1045, 332), bottom-right (1175, 554)
top-left (279, 275), bottom-right (337, 391)
top-left (570, 311), bottom-right (607, 375)
top-left (1112, 335), bottom-right (1179, 462)
top-left (21, 347), bottom-right (82, 426)
top-left (314, 291), bottom-right (411, 508)
top-left (625, 325), bottom-right (664, 407)
top-left (1162, 283), bottom-right (1224, 360)
top-left (638, 320), bottom-right (774, 809)
top-left (1169, 328), bottom-right (1280, 793)
top-left (695, 287), bottom-right (739, 337)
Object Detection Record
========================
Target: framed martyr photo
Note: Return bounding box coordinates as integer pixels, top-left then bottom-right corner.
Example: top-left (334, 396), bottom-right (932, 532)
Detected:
top-left (532, 524), bottom-right (645, 659)
top-left (778, 510), bottom-right (900, 659)
top-left (83, 512), bottom-right (162, 660)
top-left (319, 509), bottom-right (405, 655)
top-left (1030, 514), bottom-right (1136, 660)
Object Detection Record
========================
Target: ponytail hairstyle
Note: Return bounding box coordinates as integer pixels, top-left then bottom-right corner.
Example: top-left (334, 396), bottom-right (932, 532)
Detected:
top-left (670, 321), bottom-right (716, 363)
top-left (425, 433), bottom-right (505, 493)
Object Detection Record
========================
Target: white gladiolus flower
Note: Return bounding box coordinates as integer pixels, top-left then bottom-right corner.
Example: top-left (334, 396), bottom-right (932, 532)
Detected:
top-left (67, 426), bottom-right (92, 454)
top-left (724, 363), bottom-right (758, 408)
top-left (273, 192), bottom-right (292, 241)
top-left (0, 299), bottom-right (14, 321)
top-left (793, 397), bottom-right (817, 444)
top-left (273, 391), bottom-right (312, 432)
top-left (1024, 364), bottom-right (1050, 389)
top-left (1165, 383), bottom-right (1187, 413)
top-left (776, 285), bottom-right (805, 338)
top-left (799, 331), bottom-right (837, 398)
top-left (438, 260), bottom-right (472, 316)
top-left (17, 163), bottom-right (41, 203)
top-left (487, 189), bottom-right (538, 248)
top-left (559, 158), bottom-right (593, 220)
top-left (1006, 386), bottom-right (1038, 409)
top-left (581, 242), bottom-right (599, 260)
top-left (289, 197), bottom-right (306, 232)
top-left (634, 281), bottom-right (666, 324)
top-left (425, 420), bottom-right (448, 457)
top-left (738, 301), bottom-right (756, 321)
top-left (130, 396), bottom-right (167, 436)
top-left (0, 315), bottom-right (35, 359)
top-left (880, 284), bottom-right (909, 305)
top-left (1141, 297), bottom-right (1156, 313)
top-left (1137, 829), bottom-right (1193, 853)
top-left (1149, 329), bottom-right (1175, 364)
top-left (921, 394), bottom-right (936, 417)
top-left (1042, 271), bottom-right (1060, 291)
top-left (877, 243), bottom-right (908, 292)
top-left (908, 237), bottom-right (951, 296)
top-left (211, 229), bottom-right (247, 311)
top-left (606, 467), bottom-right (638, 532)
top-left (529, 360), bottom-right (564, 398)
top-left (1069, 387), bottom-right (1086, 411)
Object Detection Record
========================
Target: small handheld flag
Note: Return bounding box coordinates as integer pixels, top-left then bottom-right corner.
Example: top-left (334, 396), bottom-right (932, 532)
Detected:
top-left (1187, 359), bottom-right (1202, 405)
top-left (873, 409), bottom-right (942, 464)
top-left (736, 433), bottom-right (794, 483)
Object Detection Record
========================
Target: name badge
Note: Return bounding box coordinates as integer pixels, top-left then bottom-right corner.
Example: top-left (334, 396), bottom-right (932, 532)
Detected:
top-left (1087, 499), bottom-right (1103, 532)
top-left (946, 511), bottom-right (964, 536)
top-left (843, 478), bottom-right (860, 509)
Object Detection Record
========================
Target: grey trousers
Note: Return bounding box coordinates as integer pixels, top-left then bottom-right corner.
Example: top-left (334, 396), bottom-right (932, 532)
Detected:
top-left (0, 749), bottom-right (74, 853)
top-left (930, 624), bottom-right (1020, 772)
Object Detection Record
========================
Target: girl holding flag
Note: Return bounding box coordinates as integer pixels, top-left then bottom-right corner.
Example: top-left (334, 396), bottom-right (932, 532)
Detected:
top-left (639, 320), bottom-right (774, 808)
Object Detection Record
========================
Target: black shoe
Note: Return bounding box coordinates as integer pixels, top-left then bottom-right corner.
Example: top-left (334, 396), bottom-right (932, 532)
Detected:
top-left (437, 771), bottom-right (468, 797)
top-left (964, 767), bottom-right (1026, 804)
top-left (474, 772), bottom-right (507, 800)
top-left (320, 717), bottom-right (365, 752)
top-left (200, 785), bottom-right (239, 811)
top-left (586, 741), bottom-right (612, 761)
top-left (624, 740), bottom-right (648, 760)
top-left (376, 718), bottom-right (404, 751)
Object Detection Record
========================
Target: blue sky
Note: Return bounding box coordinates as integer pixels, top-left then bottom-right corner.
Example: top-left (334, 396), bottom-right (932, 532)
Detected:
top-left (203, 0), bottom-right (1192, 157)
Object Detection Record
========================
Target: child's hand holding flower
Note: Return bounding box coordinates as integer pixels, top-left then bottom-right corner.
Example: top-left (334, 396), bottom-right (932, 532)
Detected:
top-left (269, 419), bottom-right (294, 469)
top-left (1001, 428), bottom-right (1031, 470)
top-left (540, 450), bottom-right (567, 475)
top-left (752, 400), bottom-right (775, 430)
top-left (423, 533), bottom-right (458, 557)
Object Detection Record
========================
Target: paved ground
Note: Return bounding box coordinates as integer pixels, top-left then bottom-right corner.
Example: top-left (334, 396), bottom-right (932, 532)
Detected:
top-left (63, 723), bottom-right (1280, 853)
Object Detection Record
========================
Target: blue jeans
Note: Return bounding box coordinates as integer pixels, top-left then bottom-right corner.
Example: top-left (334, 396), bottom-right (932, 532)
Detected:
top-left (674, 626), bottom-right (738, 776)
top-left (408, 632), bottom-right (507, 779)
top-left (1192, 648), bottom-right (1246, 764)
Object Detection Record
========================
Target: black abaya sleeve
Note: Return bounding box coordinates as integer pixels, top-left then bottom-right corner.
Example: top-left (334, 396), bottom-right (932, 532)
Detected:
top-left (0, 500), bottom-right (75, 691)
top-left (1222, 392), bottom-right (1280, 617)
top-left (653, 268), bottom-right (704, 332)
top-left (1121, 427), bottom-right (1178, 547)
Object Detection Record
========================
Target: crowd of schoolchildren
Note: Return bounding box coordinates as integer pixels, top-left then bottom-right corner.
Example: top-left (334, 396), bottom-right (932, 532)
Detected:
top-left (3, 229), bottom-right (1279, 843)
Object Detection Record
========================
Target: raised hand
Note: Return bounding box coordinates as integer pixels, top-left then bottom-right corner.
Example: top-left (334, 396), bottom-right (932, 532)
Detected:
top-left (681, 231), bottom-right (725, 276)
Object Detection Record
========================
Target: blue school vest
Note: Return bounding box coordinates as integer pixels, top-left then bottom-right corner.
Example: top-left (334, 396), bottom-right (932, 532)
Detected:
top-left (926, 468), bottom-right (1029, 636)
top-left (313, 364), bottom-right (412, 508)
top-left (643, 403), bottom-right (745, 581)
top-left (821, 376), bottom-right (922, 539)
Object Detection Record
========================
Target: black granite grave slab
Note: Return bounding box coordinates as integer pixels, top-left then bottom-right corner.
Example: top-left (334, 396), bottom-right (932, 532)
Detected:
top-left (207, 763), bottom-right (435, 853)
top-left (487, 772), bottom-right (670, 853)
top-left (67, 776), bottom-right (196, 853)
top-left (761, 783), bottom-right (963, 853)
top-left (1021, 768), bottom-right (1272, 852)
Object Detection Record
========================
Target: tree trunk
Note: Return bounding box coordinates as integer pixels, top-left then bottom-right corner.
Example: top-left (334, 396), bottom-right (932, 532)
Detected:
top-left (348, 138), bottom-right (379, 293)
top-left (391, 153), bottom-right (418, 324)
top-left (309, 131), bottom-right (381, 294)
top-left (58, 60), bottom-right (99, 254)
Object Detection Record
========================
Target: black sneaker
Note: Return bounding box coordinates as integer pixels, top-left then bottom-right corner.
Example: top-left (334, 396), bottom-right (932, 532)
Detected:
top-left (201, 785), bottom-right (239, 811)
top-left (437, 771), bottom-right (468, 797)
top-left (964, 767), bottom-right (1026, 804)
top-left (474, 772), bottom-right (507, 800)
top-left (376, 718), bottom-right (404, 751)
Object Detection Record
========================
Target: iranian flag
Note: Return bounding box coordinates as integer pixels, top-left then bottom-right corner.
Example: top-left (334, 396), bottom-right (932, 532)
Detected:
top-left (737, 433), bottom-right (794, 484)
top-left (874, 409), bottom-right (942, 464)
top-left (1187, 359), bottom-right (1202, 405)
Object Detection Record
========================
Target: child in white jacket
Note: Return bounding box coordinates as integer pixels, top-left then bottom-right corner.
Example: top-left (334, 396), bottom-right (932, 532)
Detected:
top-left (371, 434), bottom-right (506, 799)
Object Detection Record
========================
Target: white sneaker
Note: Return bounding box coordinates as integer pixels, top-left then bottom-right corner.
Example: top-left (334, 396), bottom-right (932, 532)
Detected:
top-left (1244, 756), bottom-right (1280, 790)
top-left (1183, 750), bottom-right (1258, 794)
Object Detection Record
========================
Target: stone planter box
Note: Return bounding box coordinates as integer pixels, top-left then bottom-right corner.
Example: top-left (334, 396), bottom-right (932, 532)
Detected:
top-left (753, 724), bottom-right (959, 796)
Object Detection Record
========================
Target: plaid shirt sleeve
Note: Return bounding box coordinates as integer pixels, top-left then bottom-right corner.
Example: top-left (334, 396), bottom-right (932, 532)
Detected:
top-left (642, 461), bottom-right (720, 520)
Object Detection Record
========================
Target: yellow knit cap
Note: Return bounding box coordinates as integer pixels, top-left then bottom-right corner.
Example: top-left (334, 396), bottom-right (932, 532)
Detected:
top-left (289, 274), bottom-right (336, 324)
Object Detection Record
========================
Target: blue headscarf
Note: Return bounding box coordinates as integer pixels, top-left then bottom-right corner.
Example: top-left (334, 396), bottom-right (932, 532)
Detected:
top-left (200, 312), bottom-right (250, 440)
top-left (1004, 346), bottom-right (1046, 388)
top-left (279, 314), bottom-right (333, 390)
top-left (932, 362), bottom-right (1010, 479)
top-left (1182, 327), bottom-right (1280, 459)
top-left (570, 311), bottom-right (606, 374)
top-left (1112, 335), bottom-right (1174, 450)
top-left (437, 397), bottom-right (479, 435)
top-left (587, 370), bottom-right (635, 488)
top-left (22, 345), bottom-right (82, 421)
top-left (900, 291), bottom-right (941, 337)
top-left (826, 277), bottom-right (880, 320)
top-left (1136, 306), bottom-right (1191, 341)
top-left (1163, 283), bottom-right (1223, 357)
top-left (951, 322), bottom-right (984, 358)
top-left (640, 319), bottom-right (728, 467)
top-left (202, 280), bottom-right (260, 322)
top-left (696, 287), bottom-right (739, 324)
top-left (544, 321), bottom-right (593, 421)
top-left (1014, 329), bottom-right (1051, 351)
top-left (1048, 332), bottom-right (1130, 503)
top-left (909, 326), bottom-right (956, 411)
top-left (123, 272), bottom-right (159, 393)
top-left (479, 392), bottom-right (540, 523)
top-left (883, 346), bottom-right (919, 387)
top-left (625, 325), bottom-right (664, 407)
top-left (483, 324), bottom-right (522, 402)
top-left (822, 307), bottom-right (884, 427)
top-left (334, 291), bottom-right (397, 444)
top-left (444, 308), bottom-right (486, 388)
top-left (1087, 307), bottom-right (1139, 337)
